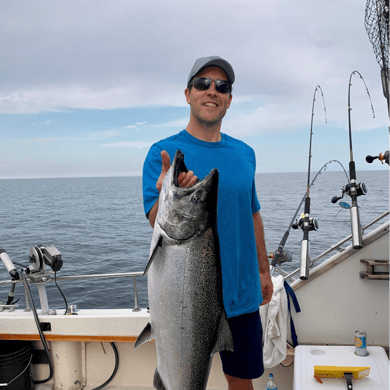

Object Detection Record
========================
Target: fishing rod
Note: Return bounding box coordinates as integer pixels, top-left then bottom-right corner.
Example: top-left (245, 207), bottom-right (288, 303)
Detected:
top-left (331, 71), bottom-right (375, 249)
top-left (269, 159), bottom-right (349, 278)
top-left (365, 0), bottom-right (389, 121)
top-left (299, 86), bottom-right (327, 280)
top-left (270, 86), bottom-right (327, 279)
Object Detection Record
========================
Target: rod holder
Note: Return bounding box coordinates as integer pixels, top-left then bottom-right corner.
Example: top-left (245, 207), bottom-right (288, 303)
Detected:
top-left (37, 283), bottom-right (50, 314)
top-left (132, 275), bottom-right (140, 312)
top-left (300, 239), bottom-right (310, 280)
top-left (350, 205), bottom-right (363, 249)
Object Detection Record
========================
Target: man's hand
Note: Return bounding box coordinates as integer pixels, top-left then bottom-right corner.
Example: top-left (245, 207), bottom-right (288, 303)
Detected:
top-left (178, 170), bottom-right (197, 187)
top-left (260, 273), bottom-right (273, 306)
top-left (252, 211), bottom-right (274, 306)
top-left (156, 151), bottom-right (172, 192)
top-left (156, 150), bottom-right (198, 191)
top-left (149, 150), bottom-right (198, 227)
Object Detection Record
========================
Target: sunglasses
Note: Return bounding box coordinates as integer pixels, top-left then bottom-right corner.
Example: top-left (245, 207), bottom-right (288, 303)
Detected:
top-left (191, 77), bottom-right (232, 94)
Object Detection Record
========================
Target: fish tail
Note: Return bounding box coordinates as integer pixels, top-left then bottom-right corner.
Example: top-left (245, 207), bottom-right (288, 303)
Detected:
top-left (211, 312), bottom-right (234, 354)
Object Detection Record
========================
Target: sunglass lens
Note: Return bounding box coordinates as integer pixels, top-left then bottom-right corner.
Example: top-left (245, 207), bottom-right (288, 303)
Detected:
top-left (215, 80), bottom-right (230, 94)
top-left (193, 78), bottom-right (211, 91)
top-left (192, 78), bottom-right (231, 93)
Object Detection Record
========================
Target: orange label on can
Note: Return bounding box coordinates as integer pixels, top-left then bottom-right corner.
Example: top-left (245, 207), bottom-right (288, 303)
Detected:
top-left (355, 337), bottom-right (363, 347)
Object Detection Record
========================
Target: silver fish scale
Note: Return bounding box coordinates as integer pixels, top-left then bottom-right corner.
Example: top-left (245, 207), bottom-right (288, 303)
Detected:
top-left (148, 226), bottom-right (225, 390)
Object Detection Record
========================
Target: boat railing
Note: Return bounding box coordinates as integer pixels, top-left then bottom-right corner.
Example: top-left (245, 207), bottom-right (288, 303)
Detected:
top-left (276, 210), bottom-right (389, 283)
top-left (56, 272), bottom-right (145, 312)
top-left (0, 271), bottom-right (145, 313)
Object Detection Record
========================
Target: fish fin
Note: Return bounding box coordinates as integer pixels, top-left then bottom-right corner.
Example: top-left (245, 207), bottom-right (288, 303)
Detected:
top-left (143, 235), bottom-right (162, 276)
top-left (153, 369), bottom-right (167, 390)
top-left (211, 313), bottom-right (234, 355)
top-left (134, 322), bottom-right (154, 349)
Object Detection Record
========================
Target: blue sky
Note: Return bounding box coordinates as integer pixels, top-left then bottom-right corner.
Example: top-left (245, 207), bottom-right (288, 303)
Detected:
top-left (0, 0), bottom-right (388, 179)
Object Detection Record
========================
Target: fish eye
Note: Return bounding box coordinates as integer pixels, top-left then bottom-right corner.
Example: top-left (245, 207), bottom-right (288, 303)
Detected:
top-left (191, 192), bottom-right (202, 203)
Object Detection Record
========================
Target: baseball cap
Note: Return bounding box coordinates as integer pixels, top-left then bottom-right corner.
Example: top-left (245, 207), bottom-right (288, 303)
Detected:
top-left (187, 56), bottom-right (235, 87)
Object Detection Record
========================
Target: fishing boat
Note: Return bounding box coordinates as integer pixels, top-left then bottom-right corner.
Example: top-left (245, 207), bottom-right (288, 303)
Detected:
top-left (1, 1), bottom-right (389, 388)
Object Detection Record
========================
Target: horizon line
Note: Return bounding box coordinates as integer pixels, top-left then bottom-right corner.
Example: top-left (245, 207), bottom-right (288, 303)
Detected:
top-left (0, 168), bottom-right (386, 181)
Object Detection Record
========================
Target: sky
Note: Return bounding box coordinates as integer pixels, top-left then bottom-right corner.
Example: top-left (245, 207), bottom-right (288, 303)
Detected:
top-left (0, 0), bottom-right (388, 179)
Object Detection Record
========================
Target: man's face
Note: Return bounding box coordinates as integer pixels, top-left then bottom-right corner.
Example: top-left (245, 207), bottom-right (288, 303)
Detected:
top-left (185, 66), bottom-right (232, 128)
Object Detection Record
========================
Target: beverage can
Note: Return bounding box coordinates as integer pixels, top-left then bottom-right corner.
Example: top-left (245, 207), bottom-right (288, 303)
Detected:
top-left (355, 330), bottom-right (368, 356)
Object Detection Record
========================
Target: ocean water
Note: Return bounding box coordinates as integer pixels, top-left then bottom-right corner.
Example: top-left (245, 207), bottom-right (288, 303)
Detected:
top-left (0, 169), bottom-right (388, 311)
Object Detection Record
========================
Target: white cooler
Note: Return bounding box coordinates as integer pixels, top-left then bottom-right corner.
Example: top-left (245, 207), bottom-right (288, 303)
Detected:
top-left (293, 345), bottom-right (389, 389)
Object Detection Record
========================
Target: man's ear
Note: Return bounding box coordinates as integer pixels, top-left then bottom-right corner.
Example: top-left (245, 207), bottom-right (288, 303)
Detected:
top-left (227, 94), bottom-right (232, 109)
top-left (184, 88), bottom-right (191, 104)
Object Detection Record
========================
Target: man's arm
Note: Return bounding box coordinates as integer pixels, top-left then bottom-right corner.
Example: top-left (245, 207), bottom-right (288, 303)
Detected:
top-left (252, 211), bottom-right (273, 306)
top-left (147, 150), bottom-right (198, 228)
top-left (148, 200), bottom-right (159, 228)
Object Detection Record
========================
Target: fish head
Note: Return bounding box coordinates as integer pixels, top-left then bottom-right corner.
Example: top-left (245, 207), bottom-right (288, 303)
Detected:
top-left (157, 150), bottom-right (218, 240)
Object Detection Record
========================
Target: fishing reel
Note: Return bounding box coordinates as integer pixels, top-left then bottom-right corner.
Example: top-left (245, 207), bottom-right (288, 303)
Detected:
top-left (277, 250), bottom-right (292, 264)
top-left (292, 214), bottom-right (319, 232)
top-left (27, 245), bottom-right (63, 275)
top-left (270, 249), bottom-right (292, 265)
top-left (331, 170), bottom-right (366, 249)
top-left (366, 150), bottom-right (389, 166)
top-left (331, 182), bottom-right (367, 204)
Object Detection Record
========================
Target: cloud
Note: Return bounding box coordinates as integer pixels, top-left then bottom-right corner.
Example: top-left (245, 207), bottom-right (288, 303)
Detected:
top-left (44, 119), bottom-right (52, 125)
top-left (0, 1), bottom-right (377, 113)
top-left (101, 141), bottom-right (152, 149)
top-left (87, 130), bottom-right (122, 140)
top-left (0, 84), bottom-right (185, 114)
top-left (0, 0), bottom-right (386, 136)
top-left (125, 125), bottom-right (138, 129)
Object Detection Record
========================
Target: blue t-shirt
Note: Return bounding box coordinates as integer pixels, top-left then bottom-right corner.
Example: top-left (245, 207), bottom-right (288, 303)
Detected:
top-left (142, 130), bottom-right (262, 318)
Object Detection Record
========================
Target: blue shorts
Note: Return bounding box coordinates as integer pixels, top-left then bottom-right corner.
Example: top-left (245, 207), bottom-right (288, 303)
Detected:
top-left (220, 310), bottom-right (264, 380)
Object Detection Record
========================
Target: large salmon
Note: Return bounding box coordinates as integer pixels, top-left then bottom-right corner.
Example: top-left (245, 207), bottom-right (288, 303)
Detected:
top-left (135, 149), bottom-right (234, 390)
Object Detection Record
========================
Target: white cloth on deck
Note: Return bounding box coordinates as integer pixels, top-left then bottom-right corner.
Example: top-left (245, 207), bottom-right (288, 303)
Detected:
top-left (259, 274), bottom-right (288, 368)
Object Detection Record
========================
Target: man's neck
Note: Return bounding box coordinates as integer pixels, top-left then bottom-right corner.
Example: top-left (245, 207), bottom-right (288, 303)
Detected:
top-left (186, 121), bottom-right (222, 143)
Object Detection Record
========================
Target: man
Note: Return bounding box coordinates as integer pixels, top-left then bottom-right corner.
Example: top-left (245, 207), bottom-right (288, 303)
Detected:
top-left (142, 56), bottom-right (273, 390)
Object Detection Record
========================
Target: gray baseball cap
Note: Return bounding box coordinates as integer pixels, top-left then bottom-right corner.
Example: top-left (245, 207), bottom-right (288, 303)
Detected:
top-left (187, 56), bottom-right (235, 87)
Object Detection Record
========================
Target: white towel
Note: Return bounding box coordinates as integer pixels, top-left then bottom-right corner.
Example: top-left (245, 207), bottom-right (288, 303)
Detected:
top-left (259, 275), bottom-right (288, 368)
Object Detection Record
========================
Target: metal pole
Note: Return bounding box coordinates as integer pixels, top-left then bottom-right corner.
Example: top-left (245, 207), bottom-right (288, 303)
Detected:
top-left (132, 275), bottom-right (140, 312)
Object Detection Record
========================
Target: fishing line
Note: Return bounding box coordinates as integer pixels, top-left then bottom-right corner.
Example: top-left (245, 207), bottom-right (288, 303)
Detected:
top-left (270, 159), bottom-right (348, 277)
